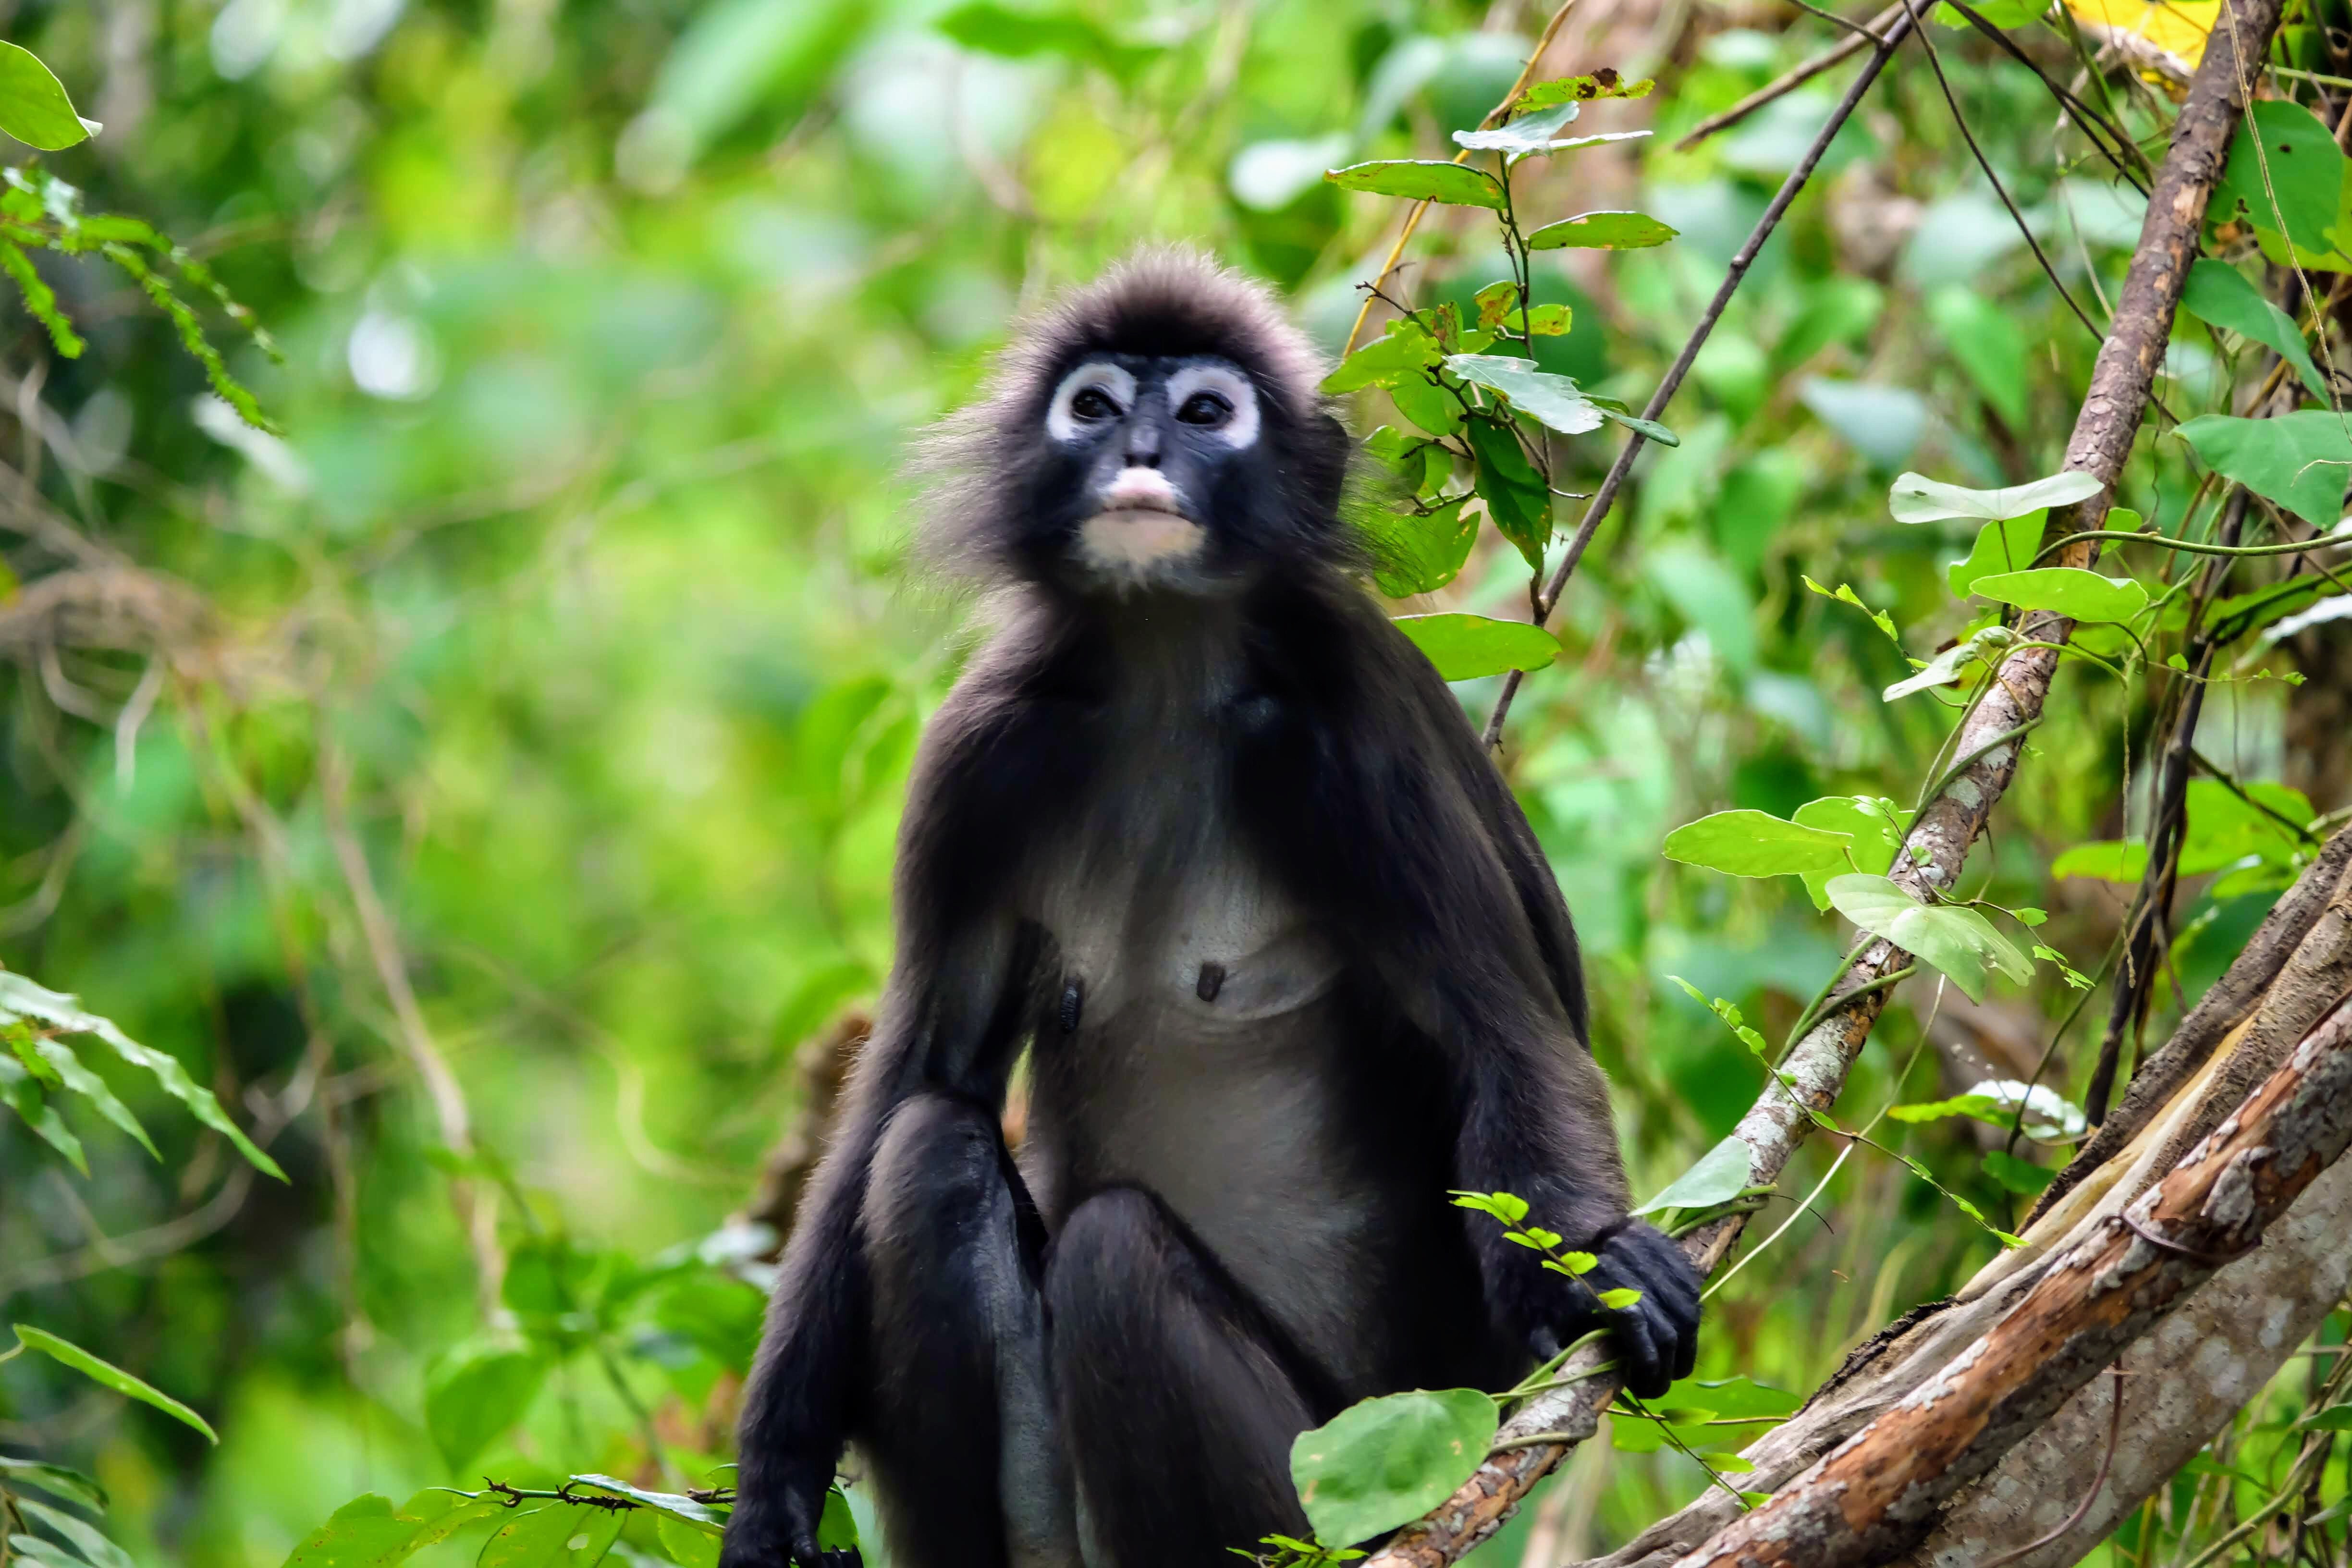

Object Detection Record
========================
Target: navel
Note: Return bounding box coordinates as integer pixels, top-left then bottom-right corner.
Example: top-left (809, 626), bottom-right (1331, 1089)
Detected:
top-left (1196, 961), bottom-right (1226, 1002)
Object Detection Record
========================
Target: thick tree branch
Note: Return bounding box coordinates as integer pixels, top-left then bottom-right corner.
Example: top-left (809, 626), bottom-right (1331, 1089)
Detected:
top-left (1669, 991), bottom-right (2352, 1568)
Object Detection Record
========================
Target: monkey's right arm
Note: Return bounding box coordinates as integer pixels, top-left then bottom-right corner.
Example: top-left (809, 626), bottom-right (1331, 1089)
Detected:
top-left (723, 672), bottom-right (1079, 1568)
top-left (723, 926), bottom-right (1035, 1568)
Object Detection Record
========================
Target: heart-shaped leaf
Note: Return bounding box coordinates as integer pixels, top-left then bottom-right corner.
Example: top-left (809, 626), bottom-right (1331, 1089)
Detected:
top-left (2175, 411), bottom-right (2352, 528)
top-left (1292, 1389), bottom-right (1499, 1547)
top-left (1947, 511), bottom-right (2049, 597)
top-left (2182, 257), bottom-right (2327, 400)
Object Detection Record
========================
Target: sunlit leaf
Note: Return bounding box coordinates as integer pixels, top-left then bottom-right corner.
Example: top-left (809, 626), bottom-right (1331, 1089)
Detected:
top-left (0, 43), bottom-right (96, 150)
top-left (1516, 71), bottom-right (1657, 107)
top-left (1291, 1389), bottom-right (1498, 1545)
top-left (1322, 320), bottom-right (1440, 395)
top-left (1392, 612), bottom-right (1559, 681)
top-left (476, 1506), bottom-right (623, 1568)
top-left (1526, 211), bottom-right (1679, 249)
top-left (1446, 354), bottom-right (1603, 435)
top-left (1970, 567), bottom-right (2149, 623)
top-left (1325, 160), bottom-right (1504, 209)
top-left (1948, 511), bottom-right (2049, 598)
top-left (1661, 810), bottom-right (1851, 878)
top-left (1792, 796), bottom-right (1910, 912)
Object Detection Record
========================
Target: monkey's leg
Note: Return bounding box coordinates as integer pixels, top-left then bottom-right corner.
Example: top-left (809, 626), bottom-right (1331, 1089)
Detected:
top-left (1046, 1187), bottom-right (1319, 1568)
top-left (860, 1093), bottom-right (1078, 1568)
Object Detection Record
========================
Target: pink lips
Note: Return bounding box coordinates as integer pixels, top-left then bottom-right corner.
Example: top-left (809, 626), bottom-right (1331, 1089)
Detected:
top-left (1098, 467), bottom-right (1183, 514)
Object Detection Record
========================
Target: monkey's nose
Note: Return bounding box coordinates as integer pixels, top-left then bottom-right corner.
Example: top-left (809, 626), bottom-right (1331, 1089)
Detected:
top-left (1124, 424), bottom-right (1162, 467)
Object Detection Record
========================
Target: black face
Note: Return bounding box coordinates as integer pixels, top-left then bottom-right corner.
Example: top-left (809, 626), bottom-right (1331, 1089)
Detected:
top-left (1027, 352), bottom-right (1284, 595)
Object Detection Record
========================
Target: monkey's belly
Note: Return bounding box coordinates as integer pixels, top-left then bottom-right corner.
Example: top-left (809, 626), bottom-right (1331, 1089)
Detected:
top-left (1024, 931), bottom-right (1422, 1396)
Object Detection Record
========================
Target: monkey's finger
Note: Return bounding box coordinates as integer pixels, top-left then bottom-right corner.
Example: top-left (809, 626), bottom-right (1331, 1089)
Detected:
top-left (1612, 1306), bottom-right (1669, 1399)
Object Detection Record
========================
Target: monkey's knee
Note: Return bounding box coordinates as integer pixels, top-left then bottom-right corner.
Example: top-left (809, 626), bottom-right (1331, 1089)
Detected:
top-left (861, 1093), bottom-right (1007, 1251)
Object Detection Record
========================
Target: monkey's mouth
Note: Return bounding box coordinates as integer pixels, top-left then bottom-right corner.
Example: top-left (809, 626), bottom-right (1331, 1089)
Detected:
top-left (1078, 467), bottom-right (1208, 580)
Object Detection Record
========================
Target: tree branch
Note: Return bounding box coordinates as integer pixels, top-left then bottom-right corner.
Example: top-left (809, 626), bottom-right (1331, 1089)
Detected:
top-left (1669, 991), bottom-right (2352, 1568)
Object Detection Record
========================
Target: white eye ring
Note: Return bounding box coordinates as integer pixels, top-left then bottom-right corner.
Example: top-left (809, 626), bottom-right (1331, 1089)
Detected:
top-left (1167, 363), bottom-right (1260, 450)
top-left (1047, 362), bottom-right (1137, 443)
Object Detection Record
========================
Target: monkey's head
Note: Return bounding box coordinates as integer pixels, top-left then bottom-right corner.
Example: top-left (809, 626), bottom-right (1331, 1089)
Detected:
top-left (921, 248), bottom-right (1354, 598)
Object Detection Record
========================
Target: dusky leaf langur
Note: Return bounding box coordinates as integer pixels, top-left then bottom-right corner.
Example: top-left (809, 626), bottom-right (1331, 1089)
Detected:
top-left (722, 248), bottom-right (1703, 1568)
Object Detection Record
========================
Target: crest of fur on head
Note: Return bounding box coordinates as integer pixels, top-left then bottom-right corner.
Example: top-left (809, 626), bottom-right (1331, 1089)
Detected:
top-left (914, 246), bottom-right (1345, 585)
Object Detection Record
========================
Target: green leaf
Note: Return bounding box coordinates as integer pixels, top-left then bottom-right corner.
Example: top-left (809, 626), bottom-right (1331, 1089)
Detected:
top-left (425, 1344), bottom-right (548, 1470)
top-left (1685, 1376), bottom-right (1801, 1420)
top-left (1661, 810), bottom-right (1851, 878)
top-left (2181, 777), bottom-right (2312, 873)
top-left (1473, 281), bottom-right (1520, 333)
top-left (9, 1533), bottom-right (93, 1568)
top-left (1970, 567), bottom-right (2149, 623)
top-left (1595, 1287), bottom-right (1642, 1310)
top-left (1887, 1079), bottom-right (2085, 1140)
top-left (477, 1507), bottom-right (624, 1568)
top-left (2302, 1406), bottom-right (2352, 1431)
top-left (1792, 796), bottom-right (1909, 912)
top-left (2211, 102), bottom-right (2345, 254)
top-left (0, 972), bottom-right (284, 1180)
top-left (2051, 839), bottom-right (2147, 882)
top-left (934, 4), bottom-right (1158, 81)
top-left (15, 1500), bottom-right (132, 1568)
top-left (1465, 417), bottom-right (1552, 568)
top-left (0, 43), bottom-right (96, 150)
top-left (1883, 625), bottom-right (2018, 702)
top-left (0, 1458), bottom-right (108, 1513)
top-left (1801, 576), bottom-right (1902, 646)
top-left (1823, 874), bottom-right (2033, 1004)
top-left (2182, 258), bottom-right (2327, 400)
top-left (11, 1326), bottom-right (218, 1442)
top-left (1525, 211), bottom-right (1679, 250)
top-left (1584, 396), bottom-right (1678, 445)
top-left (0, 1067), bottom-right (86, 1174)
top-left (1888, 469), bottom-right (2102, 524)
top-left (1453, 102), bottom-right (1580, 157)
top-left (1325, 160), bottom-right (1504, 209)
top-left (1445, 355), bottom-right (1603, 435)
top-left (1982, 1149), bottom-right (2056, 1196)
top-left (1450, 1190), bottom-right (1531, 1224)
top-left (2175, 411), bottom-right (2352, 528)
top-left (1291, 1389), bottom-right (1499, 1546)
top-left (1322, 320), bottom-right (1440, 395)
top-left (19, 1035), bottom-right (154, 1159)
top-left (654, 1519), bottom-right (717, 1568)
top-left (1925, 286), bottom-right (2028, 426)
top-left (1948, 511), bottom-right (2049, 598)
top-left (1362, 497), bottom-right (1478, 598)
top-left (1631, 1134), bottom-right (1753, 1215)
top-left (1392, 613), bottom-right (1560, 681)
top-left (1516, 71), bottom-right (1656, 107)
top-left (0, 240), bottom-right (85, 357)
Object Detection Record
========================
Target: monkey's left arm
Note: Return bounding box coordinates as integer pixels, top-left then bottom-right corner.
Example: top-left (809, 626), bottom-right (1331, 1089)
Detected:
top-left (1243, 605), bottom-right (1700, 1395)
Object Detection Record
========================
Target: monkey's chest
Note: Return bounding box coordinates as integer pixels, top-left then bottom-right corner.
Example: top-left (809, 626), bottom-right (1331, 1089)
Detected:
top-left (1020, 807), bottom-right (1419, 1392)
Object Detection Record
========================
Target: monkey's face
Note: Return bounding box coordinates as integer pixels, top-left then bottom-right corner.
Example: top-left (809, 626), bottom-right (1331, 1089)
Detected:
top-left (1034, 354), bottom-right (1274, 594)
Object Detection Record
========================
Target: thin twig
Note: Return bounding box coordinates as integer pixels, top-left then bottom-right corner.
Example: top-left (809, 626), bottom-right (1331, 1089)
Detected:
top-left (1672, 6), bottom-right (1902, 152)
top-left (1481, 7), bottom-right (1918, 749)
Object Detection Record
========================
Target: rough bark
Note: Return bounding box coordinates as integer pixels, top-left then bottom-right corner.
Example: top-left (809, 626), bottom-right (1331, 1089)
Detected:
top-left (1898, 1150), bottom-right (2352, 1568)
top-left (1667, 994), bottom-right (2352, 1568)
top-left (2031, 826), bottom-right (2352, 1221)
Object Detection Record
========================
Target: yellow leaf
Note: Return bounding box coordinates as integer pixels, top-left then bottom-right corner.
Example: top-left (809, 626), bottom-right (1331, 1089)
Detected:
top-left (2063, 0), bottom-right (2213, 76)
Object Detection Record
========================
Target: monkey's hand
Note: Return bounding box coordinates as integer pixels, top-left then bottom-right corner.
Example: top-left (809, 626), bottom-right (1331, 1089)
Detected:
top-left (717, 1465), bottom-right (861, 1568)
top-left (1531, 1218), bottom-right (1702, 1401)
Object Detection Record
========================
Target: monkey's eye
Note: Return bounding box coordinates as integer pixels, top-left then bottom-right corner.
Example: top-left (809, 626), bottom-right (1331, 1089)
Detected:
top-left (1176, 391), bottom-right (1231, 427)
top-left (1070, 386), bottom-right (1123, 421)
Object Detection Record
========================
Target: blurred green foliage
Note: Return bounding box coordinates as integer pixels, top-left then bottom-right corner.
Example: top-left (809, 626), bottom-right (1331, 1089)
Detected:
top-left (0, 0), bottom-right (2346, 1565)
